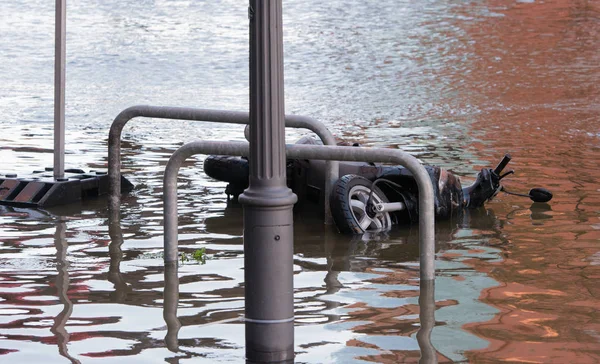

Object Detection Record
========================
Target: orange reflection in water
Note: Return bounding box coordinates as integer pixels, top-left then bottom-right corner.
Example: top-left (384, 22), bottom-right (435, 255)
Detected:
top-left (452, 0), bottom-right (600, 362)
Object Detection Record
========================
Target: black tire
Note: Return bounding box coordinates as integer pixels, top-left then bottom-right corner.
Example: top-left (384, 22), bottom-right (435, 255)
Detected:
top-left (203, 155), bottom-right (249, 187)
top-left (330, 174), bottom-right (392, 234)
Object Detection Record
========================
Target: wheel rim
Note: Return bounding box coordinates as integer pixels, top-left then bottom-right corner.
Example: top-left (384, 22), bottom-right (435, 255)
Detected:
top-left (348, 185), bottom-right (392, 232)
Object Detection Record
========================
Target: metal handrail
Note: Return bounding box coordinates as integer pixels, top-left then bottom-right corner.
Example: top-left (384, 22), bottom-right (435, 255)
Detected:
top-left (163, 140), bottom-right (435, 281)
top-left (108, 105), bottom-right (338, 223)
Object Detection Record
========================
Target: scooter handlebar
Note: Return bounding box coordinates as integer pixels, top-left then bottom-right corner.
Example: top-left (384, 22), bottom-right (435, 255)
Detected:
top-left (493, 154), bottom-right (511, 175)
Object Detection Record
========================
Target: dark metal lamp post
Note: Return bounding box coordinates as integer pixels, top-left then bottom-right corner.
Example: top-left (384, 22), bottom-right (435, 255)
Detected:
top-left (239, 0), bottom-right (297, 362)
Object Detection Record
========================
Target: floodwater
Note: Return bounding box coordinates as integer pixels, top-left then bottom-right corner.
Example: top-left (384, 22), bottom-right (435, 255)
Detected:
top-left (1, 0), bottom-right (599, 362)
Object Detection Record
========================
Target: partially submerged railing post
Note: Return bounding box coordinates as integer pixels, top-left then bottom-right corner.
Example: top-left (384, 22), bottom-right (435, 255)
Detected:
top-left (163, 262), bottom-right (181, 352)
top-left (240, 1), bottom-right (297, 362)
top-left (163, 141), bottom-right (436, 278)
top-left (417, 279), bottom-right (437, 364)
top-left (163, 140), bottom-right (436, 351)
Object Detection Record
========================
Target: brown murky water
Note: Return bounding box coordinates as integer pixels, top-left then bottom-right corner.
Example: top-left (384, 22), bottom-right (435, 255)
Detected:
top-left (0, 0), bottom-right (599, 363)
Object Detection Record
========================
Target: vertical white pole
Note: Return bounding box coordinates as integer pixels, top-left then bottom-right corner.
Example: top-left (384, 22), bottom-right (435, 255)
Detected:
top-left (54, 0), bottom-right (66, 179)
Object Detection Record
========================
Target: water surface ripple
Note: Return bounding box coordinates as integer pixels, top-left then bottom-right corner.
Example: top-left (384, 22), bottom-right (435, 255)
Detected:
top-left (0, 0), bottom-right (599, 363)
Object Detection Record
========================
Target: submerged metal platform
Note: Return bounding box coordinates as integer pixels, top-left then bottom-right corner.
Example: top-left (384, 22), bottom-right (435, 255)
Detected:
top-left (0, 168), bottom-right (133, 208)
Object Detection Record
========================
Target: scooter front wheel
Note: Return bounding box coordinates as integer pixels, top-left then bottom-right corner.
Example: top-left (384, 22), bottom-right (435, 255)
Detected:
top-left (330, 174), bottom-right (392, 234)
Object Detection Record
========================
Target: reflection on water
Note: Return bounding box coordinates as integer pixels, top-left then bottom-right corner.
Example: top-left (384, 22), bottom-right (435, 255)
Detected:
top-left (1, 0), bottom-right (599, 362)
top-left (50, 220), bottom-right (80, 364)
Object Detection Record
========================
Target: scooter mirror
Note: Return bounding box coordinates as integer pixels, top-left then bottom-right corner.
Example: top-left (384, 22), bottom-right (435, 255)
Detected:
top-left (529, 188), bottom-right (553, 203)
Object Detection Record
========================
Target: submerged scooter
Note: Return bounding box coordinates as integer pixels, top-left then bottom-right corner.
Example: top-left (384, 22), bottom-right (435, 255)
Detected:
top-left (203, 137), bottom-right (552, 234)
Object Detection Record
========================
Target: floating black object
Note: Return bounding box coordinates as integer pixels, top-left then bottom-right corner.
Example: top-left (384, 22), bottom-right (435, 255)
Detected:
top-left (529, 188), bottom-right (553, 203)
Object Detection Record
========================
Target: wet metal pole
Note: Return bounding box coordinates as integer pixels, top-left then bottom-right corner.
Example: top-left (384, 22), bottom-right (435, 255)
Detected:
top-left (239, 1), bottom-right (297, 362)
top-left (54, 0), bottom-right (66, 179)
top-left (417, 280), bottom-right (437, 364)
